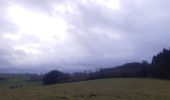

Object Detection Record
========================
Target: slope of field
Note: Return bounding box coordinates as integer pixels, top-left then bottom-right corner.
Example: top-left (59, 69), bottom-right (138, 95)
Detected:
top-left (0, 78), bottom-right (170, 100)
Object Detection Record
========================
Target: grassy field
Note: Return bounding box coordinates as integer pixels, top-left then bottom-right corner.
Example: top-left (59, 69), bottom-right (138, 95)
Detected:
top-left (0, 78), bottom-right (170, 100)
top-left (0, 75), bottom-right (42, 88)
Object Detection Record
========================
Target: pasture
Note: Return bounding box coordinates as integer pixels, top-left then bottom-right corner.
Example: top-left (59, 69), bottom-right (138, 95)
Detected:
top-left (0, 78), bottom-right (170, 100)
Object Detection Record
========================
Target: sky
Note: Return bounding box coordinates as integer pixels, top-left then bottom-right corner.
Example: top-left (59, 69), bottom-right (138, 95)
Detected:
top-left (0, 0), bottom-right (170, 73)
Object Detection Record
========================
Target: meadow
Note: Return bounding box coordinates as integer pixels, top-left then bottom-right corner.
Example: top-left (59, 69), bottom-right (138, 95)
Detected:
top-left (0, 78), bottom-right (170, 100)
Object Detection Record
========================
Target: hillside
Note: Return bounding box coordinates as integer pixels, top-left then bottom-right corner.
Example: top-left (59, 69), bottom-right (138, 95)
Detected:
top-left (98, 62), bottom-right (147, 78)
top-left (0, 78), bottom-right (170, 100)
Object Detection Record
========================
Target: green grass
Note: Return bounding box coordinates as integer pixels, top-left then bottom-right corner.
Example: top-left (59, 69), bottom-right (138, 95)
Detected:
top-left (0, 78), bottom-right (170, 100)
top-left (0, 76), bottom-right (42, 88)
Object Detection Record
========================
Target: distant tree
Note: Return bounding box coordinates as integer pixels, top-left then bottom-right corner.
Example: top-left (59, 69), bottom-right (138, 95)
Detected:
top-left (150, 48), bottom-right (170, 79)
top-left (85, 62), bottom-right (149, 80)
top-left (71, 72), bottom-right (89, 81)
top-left (142, 60), bottom-right (150, 77)
top-left (43, 70), bottom-right (70, 85)
top-left (27, 74), bottom-right (43, 82)
top-left (142, 60), bottom-right (149, 65)
top-left (0, 77), bottom-right (7, 81)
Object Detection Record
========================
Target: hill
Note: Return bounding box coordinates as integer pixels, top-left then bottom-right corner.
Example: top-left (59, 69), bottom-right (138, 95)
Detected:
top-left (97, 62), bottom-right (147, 78)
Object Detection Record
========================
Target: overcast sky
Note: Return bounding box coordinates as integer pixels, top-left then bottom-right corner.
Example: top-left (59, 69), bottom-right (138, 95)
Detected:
top-left (0, 0), bottom-right (170, 73)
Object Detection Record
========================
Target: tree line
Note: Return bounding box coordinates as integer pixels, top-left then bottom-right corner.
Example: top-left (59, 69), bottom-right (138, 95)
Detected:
top-left (43, 48), bottom-right (170, 85)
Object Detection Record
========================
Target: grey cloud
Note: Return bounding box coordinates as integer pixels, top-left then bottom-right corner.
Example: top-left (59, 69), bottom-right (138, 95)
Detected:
top-left (0, 1), bottom-right (19, 34)
top-left (66, 0), bottom-right (170, 64)
top-left (7, 0), bottom-right (67, 14)
top-left (0, 0), bottom-right (170, 73)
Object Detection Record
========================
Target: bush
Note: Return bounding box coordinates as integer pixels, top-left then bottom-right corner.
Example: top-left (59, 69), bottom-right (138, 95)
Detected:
top-left (43, 70), bottom-right (70, 85)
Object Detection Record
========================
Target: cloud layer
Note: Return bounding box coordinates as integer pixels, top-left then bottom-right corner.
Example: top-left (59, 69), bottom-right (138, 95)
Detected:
top-left (0, 0), bottom-right (170, 73)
